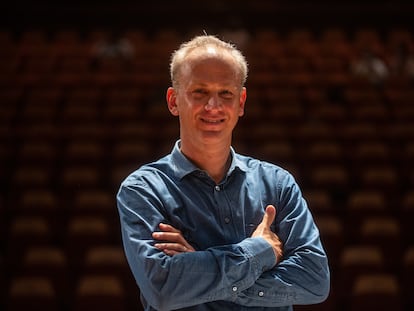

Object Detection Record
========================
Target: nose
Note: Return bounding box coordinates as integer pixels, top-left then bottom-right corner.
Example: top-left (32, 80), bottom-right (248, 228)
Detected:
top-left (204, 96), bottom-right (222, 111)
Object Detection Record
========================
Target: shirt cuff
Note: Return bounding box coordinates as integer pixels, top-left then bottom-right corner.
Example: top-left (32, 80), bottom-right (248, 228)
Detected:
top-left (239, 237), bottom-right (277, 273)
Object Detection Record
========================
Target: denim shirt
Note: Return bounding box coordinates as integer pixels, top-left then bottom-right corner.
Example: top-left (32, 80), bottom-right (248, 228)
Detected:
top-left (117, 141), bottom-right (330, 311)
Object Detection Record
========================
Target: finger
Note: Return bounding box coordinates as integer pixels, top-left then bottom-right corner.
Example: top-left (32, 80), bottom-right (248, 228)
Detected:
top-left (152, 231), bottom-right (182, 243)
top-left (261, 205), bottom-right (276, 227)
top-left (152, 232), bottom-right (194, 250)
top-left (158, 223), bottom-right (181, 233)
top-left (154, 243), bottom-right (189, 253)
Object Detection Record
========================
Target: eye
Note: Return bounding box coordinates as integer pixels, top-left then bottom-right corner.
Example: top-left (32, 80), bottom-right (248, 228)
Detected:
top-left (191, 89), bottom-right (208, 99)
top-left (220, 90), bottom-right (234, 100)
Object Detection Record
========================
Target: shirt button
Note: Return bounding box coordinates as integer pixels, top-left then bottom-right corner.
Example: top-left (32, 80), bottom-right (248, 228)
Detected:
top-left (232, 286), bottom-right (238, 292)
top-left (214, 185), bottom-right (221, 191)
top-left (258, 291), bottom-right (264, 297)
top-left (224, 217), bottom-right (230, 224)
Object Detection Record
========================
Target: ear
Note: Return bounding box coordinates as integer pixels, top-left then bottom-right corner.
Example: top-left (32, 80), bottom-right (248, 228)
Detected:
top-left (166, 87), bottom-right (179, 116)
top-left (238, 87), bottom-right (247, 117)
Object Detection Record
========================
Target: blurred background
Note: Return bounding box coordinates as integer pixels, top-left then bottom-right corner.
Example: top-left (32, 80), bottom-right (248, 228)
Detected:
top-left (1, 1), bottom-right (414, 310)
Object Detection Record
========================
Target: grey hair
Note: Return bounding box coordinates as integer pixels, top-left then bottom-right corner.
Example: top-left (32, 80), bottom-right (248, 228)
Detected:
top-left (169, 35), bottom-right (248, 89)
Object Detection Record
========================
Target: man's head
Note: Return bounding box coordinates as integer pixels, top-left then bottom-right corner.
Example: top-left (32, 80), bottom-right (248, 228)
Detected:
top-left (166, 35), bottom-right (248, 149)
top-left (170, 35), bottom-right (248, 90)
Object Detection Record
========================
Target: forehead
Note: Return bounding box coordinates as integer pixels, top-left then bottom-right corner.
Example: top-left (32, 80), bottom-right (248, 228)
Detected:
top-left (180, 47), bottom-right (240, 82)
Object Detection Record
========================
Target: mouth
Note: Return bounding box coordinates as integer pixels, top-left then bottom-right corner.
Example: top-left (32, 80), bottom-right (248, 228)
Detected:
top-left (200, 118), bottom-right (225, 124)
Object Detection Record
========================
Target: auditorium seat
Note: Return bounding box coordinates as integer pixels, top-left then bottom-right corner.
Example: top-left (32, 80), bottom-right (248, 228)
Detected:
top-left (350, 103), bottom-right (389, 123)
top-left (112, 140), bottom-right (154, 169)
top-left (307, 165), bottom-right (349, 198)
top-left (391, 102), bottom-right (414, 122)
top-left (358, 217), bottom-right (402, 268)
top-left (0, 252), bottom-right (5, 308)
top-left (81, 245), bottom-right (138, 309)
top-left (102, 100), bottom-right (141, 124)
top-left (0, 53), bottom-right (20, 75)
top-left (53, 29), bottom-right (81, 45)
top-left (58, 165), bottom-right (102, 196)
top-left (63, 140), bottom-right (105, 166)
top-left (64, 216), bottom-right (113, 269)
top-left (285, 29), bottom-right (317, 58)
top-left (303, 189), bottom-right (334, 216)
top-left (357, 165), bottom-right (399, 198)
top-left (82, 246), bottom-right (129, 279)
top-left (266, 102), bottom-right (305, 125)
top-left (293, 123), bottom-right (335, 144)
top-left (103, 86), bottom-right (142, 115)
top-left (401, 247), bottom-right (414, 311)
top-left (22, 54), bottom-right (56, 75)
top-left (349, 274), bottom-right (402, 311)
top-left (57, 55), bottom-right (91, 74)
top-left (16, 189), bottom-right (61, 236)
top-left (338, 122), bottom-right (379, 147)
top-left (115, 122), bottom-right (157, 143)
top-left (11, 165), bottom-right (54, 191)
top-left (72, 274), bottom-right (127, 311)
top-left (5, 216), bottom-right (53, 271)
top-left (352, 28), bottom-right (384, 56)
top-left (61, 122), bottom-right (107, 142)
top-left (254, 141), bottom-right (294, 167)
top-left (303, 141), bottom-right (344, 167)
top-left (336, 246), bottom-right (386, 307)
top-left (19, 246), bottom-right (69, 304)
top-left (0, 30), bottom-right (13, 45)
top-left (71, 190), bottom-right (119, 237)
top-left (310, 55), bottom-right (348, 74)
top-left (345, 191), bottom-right (388, 237)
top-left (0, 196), bottom-right (5, 248)
top-left (61, 103), bottom-right (101, 125)
top-left (6, 276), bottom-right (59, 311)
top-left (313, 215), bottom-right (344, 270)
top-left (111, 164), bottom-right (139, 191)
top-left (319, 28), bottom-right (350, 56)
top-left (386, 28), bottom-right (413, 48)
top-left (347, 141), bottom-right (391, 171)
top-left (400, 190), bottom-right (414, 244)
top-left (17, 140), bottom-right (58, 167)
top-left (25, 82), bottom-right (62, 103)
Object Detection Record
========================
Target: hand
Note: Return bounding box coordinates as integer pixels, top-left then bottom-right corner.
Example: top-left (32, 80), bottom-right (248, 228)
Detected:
top-left (152, 223), bottom-right (195, 256)
top-left (251, 205), bottom-right (283, 264)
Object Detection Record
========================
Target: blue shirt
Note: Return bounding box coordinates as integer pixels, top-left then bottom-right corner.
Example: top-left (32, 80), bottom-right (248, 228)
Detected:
top-left (117, 141), bottom-right (330, 311)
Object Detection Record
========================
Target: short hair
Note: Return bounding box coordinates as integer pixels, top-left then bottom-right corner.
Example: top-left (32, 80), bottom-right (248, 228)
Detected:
top-left (170, 35), bottom-right (248, 89)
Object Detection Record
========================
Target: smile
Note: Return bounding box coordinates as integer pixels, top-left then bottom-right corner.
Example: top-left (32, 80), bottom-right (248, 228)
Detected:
top-left (201, 118), bottom-right (224, 124)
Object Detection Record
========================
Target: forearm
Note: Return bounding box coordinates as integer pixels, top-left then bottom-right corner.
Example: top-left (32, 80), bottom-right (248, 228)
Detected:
top-left (123, 233), bottom-right (276, 310)
top-left (233, 249), bottom-right (330, 307)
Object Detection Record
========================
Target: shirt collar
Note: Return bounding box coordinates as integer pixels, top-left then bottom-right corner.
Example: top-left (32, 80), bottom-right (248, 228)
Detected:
top-left (170, 140), bottom-right (247, 181)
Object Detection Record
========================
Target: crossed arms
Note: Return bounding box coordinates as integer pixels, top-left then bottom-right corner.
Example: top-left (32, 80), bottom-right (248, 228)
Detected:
top-left (117, 178), bottom-right (330, 310)
top-left (153, 205), bottom-right (283, 263)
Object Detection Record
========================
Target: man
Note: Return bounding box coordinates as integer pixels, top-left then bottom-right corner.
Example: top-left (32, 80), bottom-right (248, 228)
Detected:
top-left (117, 35), bottom-right (330, 311)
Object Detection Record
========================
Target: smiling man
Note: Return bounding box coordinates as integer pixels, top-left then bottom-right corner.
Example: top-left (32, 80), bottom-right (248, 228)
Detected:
top-left (117, 35), bottom-right (330, 311)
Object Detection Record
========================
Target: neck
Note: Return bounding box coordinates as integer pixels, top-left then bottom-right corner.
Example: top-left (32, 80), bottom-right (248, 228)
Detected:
top-left (180, 138), bottom-right (232, 184)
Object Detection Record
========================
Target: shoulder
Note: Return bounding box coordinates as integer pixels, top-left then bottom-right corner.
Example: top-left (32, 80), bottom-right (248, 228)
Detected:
top-left (235, 153), bottom-right (294, 180)
top-left (120, 154), bottom-right (174, 188)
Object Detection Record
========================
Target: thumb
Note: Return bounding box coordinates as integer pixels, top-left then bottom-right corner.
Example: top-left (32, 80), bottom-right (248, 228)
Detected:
top-left (261, 205), bottom-right (276, 227)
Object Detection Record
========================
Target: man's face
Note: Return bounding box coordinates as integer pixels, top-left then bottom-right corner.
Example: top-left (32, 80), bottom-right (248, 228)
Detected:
top-left (167, 50), bottom-right (246, 146)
